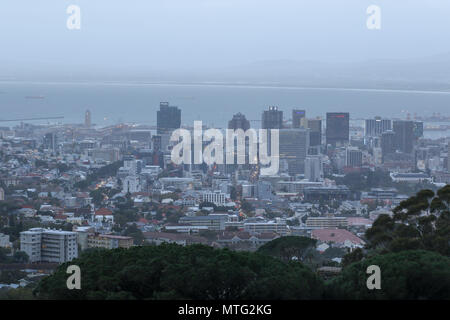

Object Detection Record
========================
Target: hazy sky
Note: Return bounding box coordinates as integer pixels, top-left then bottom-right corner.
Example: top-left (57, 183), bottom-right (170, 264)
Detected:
top-left (1, 0), bottom-right (450, 73)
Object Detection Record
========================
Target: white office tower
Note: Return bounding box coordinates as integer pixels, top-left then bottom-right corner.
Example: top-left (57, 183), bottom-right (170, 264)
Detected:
top-left (20, 228), bottom-right (78, 263)
top-left (305, 156), bottom-right (323, 182)
top-left (122, 175), bottom-right (142, 194)
top-left (123, 156), bottom-right (137, 175)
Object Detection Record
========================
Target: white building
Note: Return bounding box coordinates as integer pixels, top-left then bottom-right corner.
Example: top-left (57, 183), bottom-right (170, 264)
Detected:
top-left (0, 187), bottom-right (4, 201)
top-left (0, 233), bottom-right (11, 248)
top-left (202, 191), bottom-right (227, 206)
top-left (20, 228), bottom-right (78, 263)
top-left (305, 156), bottom-right (323, 182)
top-left (122, 175), bottom-right (142, 194)
top-left (244, 218), bottom-right (288, 235)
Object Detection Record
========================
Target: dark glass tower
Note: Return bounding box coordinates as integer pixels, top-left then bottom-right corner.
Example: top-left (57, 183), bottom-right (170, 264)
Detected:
top-left (326, 112), bottom-right (349, 146)
top-left (393, 120), bottom-right (415, 154)
top-left (156, 102), bottom-right (181, 135)
top-left (292, 109), bottom-right (306, 128)
top-left (228, 112), bottom-right (250, 131)
top-left (262, 106), bottom-right (283, 129)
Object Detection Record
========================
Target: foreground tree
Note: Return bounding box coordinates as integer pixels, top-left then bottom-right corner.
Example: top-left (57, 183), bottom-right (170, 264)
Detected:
top-left (257, 236), bottom-right (317, 263)
top-left (326, 250), bottom-right (450, 300)
top-left (34, 244), bottom-right (324, 300)
top-left (365, 186), bottom-right (450, 256)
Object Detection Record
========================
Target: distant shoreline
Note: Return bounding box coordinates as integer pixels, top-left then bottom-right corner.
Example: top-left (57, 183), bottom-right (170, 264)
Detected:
top-left (1, 79), bottom-right (450, 95)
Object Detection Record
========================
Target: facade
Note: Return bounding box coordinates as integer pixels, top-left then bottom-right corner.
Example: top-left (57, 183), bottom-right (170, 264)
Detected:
top-left (157, 102), bottom-right (181, 135)
top-left (305, 156), bottom-right (323, 182)
top-left (381, 130), bottom-right (396, 162)
top-left (279, 128), bottom-right (309, 175)
top-left (306, 217), bottom-right (348, 228)
top-left (202, 191), bottom-right (227, 206)
top-left (92, 148), bottom-right (120, 163)
top-left (307, 119), bottom-right (322, 147)
top-left (228, 112), bottom-right (250, 131)
top-left (243, 219), bottom-right (288, 235)
top-left (346, 147), bottom-right (363, 168)
top-left (87, 234), bottom-right (134, 249)
top-left (292, 109), bottom-right (306, 128)
top-left (326, 113), bottom-right (349, 147)
top-left (262, 106), bottom-right (283, 129)
top-left (303, 186), bottom-right (352, 202)
top-left (20, 228), bottom-right (78, 263)
top-left (0, 233), bottom-right (11, 248)
top-left (122, 175), bottom-right (142, 194)
top-left (365, 117), bottom-right (391, 137)
top-left (393, 120), bottom-right (415, 154)
top-left (43, 132), bottom-right (58, 151)
top-left (179, 214), bottom-right (229, 231)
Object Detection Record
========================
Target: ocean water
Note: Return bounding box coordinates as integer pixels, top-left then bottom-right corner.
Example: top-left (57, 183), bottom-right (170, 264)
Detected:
top-left (1, 81), bottom-right (450, 135)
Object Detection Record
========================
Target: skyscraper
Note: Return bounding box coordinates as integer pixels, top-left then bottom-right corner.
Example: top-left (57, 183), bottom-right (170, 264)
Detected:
top-left (381, 130), bottom-right (396, 163)
top-left (413, 121), bottom-right (424, 140)
top-left (262, 106), bottom-right (283, 129)
top-left (365, 117), bottom-right (391, 137)
top-left (292, 109), bottom-right (306, 128)
top-left (279, 128), bottom-right (309, 175)
top-left (157, 102), bottom-right (181, 135)
top-left (393, 120), bottom-right (415, 154)
top-left (228, 112), bottom-right (250, 131)
top-left (346, 147), bottom-right (362, 167)
top-left (307, 119), bottom-right (322, 147)
top-left (43, 132), bottom-right (58, 151)
top-left (305, 156), bottom-right (322, 182)
top-left (326, 112), bottom-right (349, 147)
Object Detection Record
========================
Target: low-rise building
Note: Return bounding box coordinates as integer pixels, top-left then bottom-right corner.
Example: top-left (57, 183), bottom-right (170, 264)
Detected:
top-left (87, 234), bottom-right (134, 249)
top-left (20, 228), bottom-right (78, 263)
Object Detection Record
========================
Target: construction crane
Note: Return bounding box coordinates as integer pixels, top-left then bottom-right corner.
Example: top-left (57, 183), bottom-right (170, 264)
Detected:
top-left (0, 116), bottom-right (64, 122)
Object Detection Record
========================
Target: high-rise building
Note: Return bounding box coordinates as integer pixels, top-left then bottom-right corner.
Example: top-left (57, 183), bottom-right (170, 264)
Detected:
top-left (157, 102), bottom-right (181, 135)
top-left (20, 228), bottom-right (78, 263)
top-left (85, 109), bottom-right (92, 128)
top-left (365, 117), bottom-right (391, 137)
top-left (292, 109), bottom-right (306, 128)
top-left (256, 181), bottom-right (273, 200)
top-left (305, 156), bottom-right (323, 182)
top-left (346, 147), bottom-right (362, 167)
top-left (413, 121), bottom-right (424, 140)
top-left (228, 112), bottom-right (250, 131)
top-left (381, 130), bottom-right (396, 163)
top-left (262, 106), bottom-right (283, 129)
top-left (307, 119), bottom-right (322, 147)
top-left (43, 132), bottom-right (58, 151)
top-left (279, 128), bottom-right (309, 175)
top-left (326, 113), bottom-right (349, 147)
top-left (152, 135), bottom-right (162, 151)
top-left (393, 120), bottom-right (415, 154)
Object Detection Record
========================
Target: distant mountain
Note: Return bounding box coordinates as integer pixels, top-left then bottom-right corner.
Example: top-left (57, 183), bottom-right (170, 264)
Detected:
top-left (2, 53), bottom-right (450, 91)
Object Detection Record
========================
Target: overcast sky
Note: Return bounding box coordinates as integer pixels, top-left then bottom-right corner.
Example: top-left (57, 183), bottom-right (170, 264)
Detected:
top-left (0, 0), bottom-right (449, 74)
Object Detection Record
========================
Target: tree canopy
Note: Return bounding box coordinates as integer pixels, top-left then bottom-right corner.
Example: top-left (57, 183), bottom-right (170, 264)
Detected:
top-left (34, 244), bottom-right (324, 300)
top-left (365, 186), bottom-right (450, 256)
top-left (257, 236), bottom-right (317, 263)
top-left (327, 250), bottom-right (450, 300)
